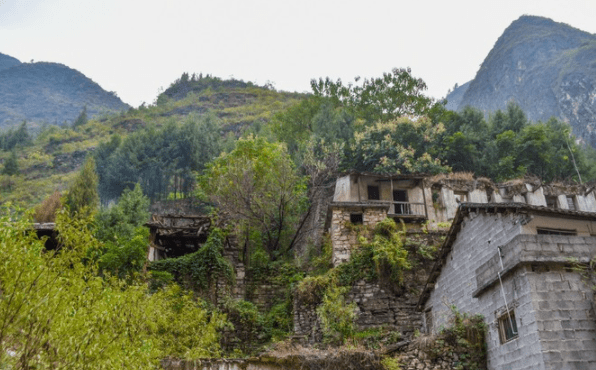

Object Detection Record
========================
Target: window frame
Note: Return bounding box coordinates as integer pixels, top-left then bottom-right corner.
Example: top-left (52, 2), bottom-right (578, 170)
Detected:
top-left (498, 309), bottom-right (518, 344)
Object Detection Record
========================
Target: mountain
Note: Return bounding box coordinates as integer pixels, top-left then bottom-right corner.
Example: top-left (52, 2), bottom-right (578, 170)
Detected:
top-left (446, 16), bottom-right (596, 146)
top-left (0, 53), bottom-right (21, 72)
top-left (0, 57), bottom-right (129, 129)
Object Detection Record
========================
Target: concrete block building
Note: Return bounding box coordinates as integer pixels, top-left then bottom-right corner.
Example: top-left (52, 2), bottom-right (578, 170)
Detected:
top-left (418, 203), bottom-right (596, 370)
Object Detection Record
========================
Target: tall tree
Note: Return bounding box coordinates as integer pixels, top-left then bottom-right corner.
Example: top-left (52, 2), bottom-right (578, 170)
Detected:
top-left (311, 68), bottom-right (439, 123)
top-left (199, 136), bottom-right (307, 260)
top-left (1, 150), bottom-right (19, 176)
top-left (65, 156), bottom-right (99, 217)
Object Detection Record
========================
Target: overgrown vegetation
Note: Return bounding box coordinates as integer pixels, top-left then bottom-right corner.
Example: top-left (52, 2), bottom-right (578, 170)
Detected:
top-left (0, 208), bottom-right (226, 369)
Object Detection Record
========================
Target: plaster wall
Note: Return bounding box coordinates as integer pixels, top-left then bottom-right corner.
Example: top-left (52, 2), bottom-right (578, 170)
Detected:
top-left (521, 216), bottom-right (596, 236)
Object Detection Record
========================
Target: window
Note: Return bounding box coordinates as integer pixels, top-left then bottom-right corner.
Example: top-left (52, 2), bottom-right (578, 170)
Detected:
top-left (536, 228), bottom-right (576, 236)
top-left (498, 310), bottom-right (518, 344)
top-left (393, 190), bottom-right (409, 214)
top-left (566, 196), bottom-right (576, 211)
top-left (368, 186), bottom-right (380, 200)
top-left (350, 213), bottom-right (363, 224)
top-left (454, 191), bottom-right (468, 203)
top-left (545, 196), bottom-right (558, 209)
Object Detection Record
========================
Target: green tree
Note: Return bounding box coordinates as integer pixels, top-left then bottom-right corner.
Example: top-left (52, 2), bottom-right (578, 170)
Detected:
top-left (95, 183), bottom-right (150, 243)
top-left (0, 208), bottom-right (226, 369)
top-left (346, 117), bottom-right (450, 174)
top-left (2, 150), bottom-right (19, 176)
top-left (311, 67), bottom-right (439, 123)
top-left (199, 136), bottom-right (307, 260)
top-left (72, 106), bottom-right (88, 128)
top-left (65, 156), bottom-right (99, 217)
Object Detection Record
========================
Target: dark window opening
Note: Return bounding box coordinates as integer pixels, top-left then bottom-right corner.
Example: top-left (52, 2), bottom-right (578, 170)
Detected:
top-left (545, 196), bottom-right (558, 209)
top-left (566, 196), bottom-right (576, 211)
top-left (498, 310), bottom-right (518, 344)
top-left (350, 213), bottom-right (363, 224)
top-left (537, 228), bottom-right (577, 236)
top-left (368, 185), bottom-right (380, 200)
top-left (393, 189), bottom-right (409, 214)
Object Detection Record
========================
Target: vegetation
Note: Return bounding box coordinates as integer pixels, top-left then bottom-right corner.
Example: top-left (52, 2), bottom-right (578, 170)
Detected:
top-left (199, 135), bottom-right (308, 261)
top-left (0, 209), bottom-right (226, 369)
top-left (64, 156), bottom-right (99, 217)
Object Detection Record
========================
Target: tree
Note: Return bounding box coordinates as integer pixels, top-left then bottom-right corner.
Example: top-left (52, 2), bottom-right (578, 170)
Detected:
top-left (0, 208), bottom-right (226, 368)
top-left (346, 117), bottom-right (450, 174)
top-left (311, 67), bottom-right (439, 123)
top-left (199, 136), bottom-right (307, 260)
top-left (2, 150), bottom-right (19, 176)
top-left (73, 106), bottom-right (88, 128)
top-left (65, 156), bottom-right (99, 217)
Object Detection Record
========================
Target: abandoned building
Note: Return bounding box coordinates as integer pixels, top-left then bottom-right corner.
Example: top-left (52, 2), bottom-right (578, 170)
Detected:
top-left (418, 203), bottom-right (596, 370)
top-left (139, 173), bottom-right (596, 368)
top-left (327, 172), bottom-right (596, 265)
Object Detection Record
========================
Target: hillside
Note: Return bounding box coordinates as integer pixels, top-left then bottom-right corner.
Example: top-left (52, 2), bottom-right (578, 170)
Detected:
top-left (0, 58), bottom-right (130, 130)
top-left (0, 75), bottom-right (305, 206)
top-left (446, 16), bottom-right (596, 146)
top-left (0, 52), bottom-right (21, 72)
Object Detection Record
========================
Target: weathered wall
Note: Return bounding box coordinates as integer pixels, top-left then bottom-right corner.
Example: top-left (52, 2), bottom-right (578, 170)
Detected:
top-left (295, 233), bottom-right (441, 343)
top-left (329, 206), bottom-right (388, 266)
top-left (426, 215), bottom-right (596, 370)
top-left (426, 211), bottom-right (522, 327)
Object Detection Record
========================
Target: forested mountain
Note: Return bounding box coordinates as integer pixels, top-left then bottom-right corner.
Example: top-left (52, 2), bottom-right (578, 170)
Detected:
top-left (0, 55), bottom-right (129, 129)
top-left (446, 16), bottom-right (596, 146)
top-left (0, 74), bottom-right (303, 206)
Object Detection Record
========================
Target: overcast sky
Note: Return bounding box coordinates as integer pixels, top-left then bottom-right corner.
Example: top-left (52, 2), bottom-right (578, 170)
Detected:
top-left (1, 0), bottom-right (596, 108)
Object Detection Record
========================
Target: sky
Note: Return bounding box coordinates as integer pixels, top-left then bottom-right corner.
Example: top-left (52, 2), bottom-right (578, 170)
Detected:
top-left (1, 0), bottom-right (596, 108)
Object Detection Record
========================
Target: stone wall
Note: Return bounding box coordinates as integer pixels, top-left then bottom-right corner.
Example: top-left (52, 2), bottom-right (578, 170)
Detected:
top-left (294, 233), bottom-right (442, 343)
top-left (329, 205), bottom-right (388, 266)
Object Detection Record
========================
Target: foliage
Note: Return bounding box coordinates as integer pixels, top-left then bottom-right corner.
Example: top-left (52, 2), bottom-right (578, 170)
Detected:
top-left (64, 155), bottom-right (99, 218)
top-left (199, 135), bottom-right (308, 260)
top-left (316, 285), bottom-right (357, 344)
top-left (97, 227), bottom-right (149, 279)
top-left (381, 356), bottom-right (402, 370)
top-left (94, 182), bottom-right (150, 243)
top-left (0, 208), bottom-right (225, 369)
top-left (33, 190), bottom-right (63, 222)
top-left (72, 106), bottom-right (88, 128)
top-left (438, 103), bottom-right (592, 182)
top-left (434, 306), bottom-right (487, 370)
top-left (0, 121), bottom-right (31, 151)
top-left (347, 117), bottom-right (450, 174)
top-left (311, 67), bottom-right (439, 123)
top-left (1, 149), bottom-right (19, 176)
top-left (149, 228), bottom-right (234, 299)
top-left (95, 114), bottom-right (222, 202)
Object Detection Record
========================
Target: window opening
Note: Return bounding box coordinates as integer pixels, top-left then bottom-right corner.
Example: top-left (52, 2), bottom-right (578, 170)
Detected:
top-left (498, 309), bottom-right (518, 344)
top-left (536, 228), bottom-right (576, 236)
top-left (545, 196), bottom-right (557, 209)
top-left (454, 191), bottom-right (468, 203)
top-left (368, 185), bottom-right (380, 200)
top-left (393, 189), bottom-right (409, 214)
top-left (567, 196), bottom-right (576, 211)
top-left (350, 213), bottom-right (363, 224)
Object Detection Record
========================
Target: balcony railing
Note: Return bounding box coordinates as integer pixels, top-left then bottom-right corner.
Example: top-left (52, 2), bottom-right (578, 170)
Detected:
top-left (391, 201), bottom-right (426, 217)
top-left (367, 200), bottom-right (426, 217)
